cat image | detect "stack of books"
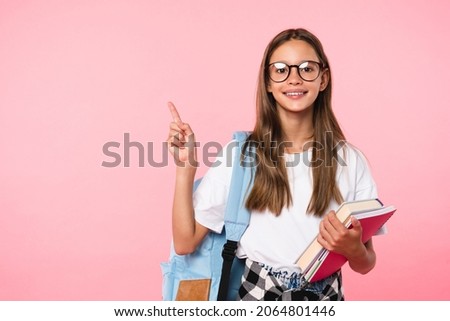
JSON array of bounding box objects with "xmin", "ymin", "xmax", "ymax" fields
[{"xmin": 296, "ymin": 199, "xmax": 396, "ymax": 282}]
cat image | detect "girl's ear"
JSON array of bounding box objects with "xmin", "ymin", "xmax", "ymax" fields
[
  {"xmin": 319, "ymin": 69, "xmax": 330, "ymax": 91},
  {"xmin": 266, "ymin": 83, "xmax": 272, "ymax": 93}
]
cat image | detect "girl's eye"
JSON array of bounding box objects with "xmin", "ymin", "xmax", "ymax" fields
[
  {"xmin": 273, "ymin": 63, "xmax": 288, "ymax": 74},
  {"xmin": 299, "ymin": 61, "xmax": 318, "ymax": 73}
]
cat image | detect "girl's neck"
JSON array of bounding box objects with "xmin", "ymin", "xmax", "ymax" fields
[{"xmin": 278, "ymin": 108, "xmax": 314, "ymax": 153}]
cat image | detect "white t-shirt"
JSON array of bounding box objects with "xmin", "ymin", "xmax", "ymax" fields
[{"xmin": 193, "ymin": 139, "xmax": 378, "ymax": 274}]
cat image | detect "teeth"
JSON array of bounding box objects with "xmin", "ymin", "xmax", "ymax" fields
[{"xmin": 285, "ymin": 92, "xmax": 305, "ymax": 96}]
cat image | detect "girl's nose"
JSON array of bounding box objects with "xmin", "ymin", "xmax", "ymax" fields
[{"xmin": 288, "ymin": 66, "xmax": 303, "ymax": 85}]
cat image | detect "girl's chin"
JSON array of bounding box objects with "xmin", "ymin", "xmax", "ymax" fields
[{"xmin": 277, "ymin": 104, "xmax": 314, "ymax": 114}]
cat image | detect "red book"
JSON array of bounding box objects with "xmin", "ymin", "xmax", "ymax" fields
[{"xmin": 296, "ymin": 199, "xmax": 396, "ymax": 283}]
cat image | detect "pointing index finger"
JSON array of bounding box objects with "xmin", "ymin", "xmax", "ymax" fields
[{"xmin": 168, "ymin": 101, "xmax": 182, "ymax": 125}]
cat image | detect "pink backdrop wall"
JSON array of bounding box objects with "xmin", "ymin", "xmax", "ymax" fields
[{"xmin": 1, "ymin": 0, "xmax": 449, "ymax": 300}]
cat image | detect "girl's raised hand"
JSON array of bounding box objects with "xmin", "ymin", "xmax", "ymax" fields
[{"xmin": 167, "ymin": 102, "xmax": 198, "ymax": 167}]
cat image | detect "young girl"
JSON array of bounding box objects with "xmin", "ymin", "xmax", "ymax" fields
[{"xmin": 167, "ymin": 28, "xmax": 378, "ymax": 301}]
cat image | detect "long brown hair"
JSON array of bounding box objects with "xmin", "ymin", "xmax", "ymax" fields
[{"xmin": 244, "ymin": 28, "xmax": 345, "ymax": 217}]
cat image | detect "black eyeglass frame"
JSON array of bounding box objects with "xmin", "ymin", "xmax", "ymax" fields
[{"xmin": 266, "ymin": 60, "xmax": 326, "ymax": 83}]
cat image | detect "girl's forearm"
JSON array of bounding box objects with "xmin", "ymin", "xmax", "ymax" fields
[
  {"xmin": 172, "ymin": 166, "xmax": 197, "ymax": 254},
  {"xmin": 347, "ymin": 239, "xmax": 376, "ymax": 275}
]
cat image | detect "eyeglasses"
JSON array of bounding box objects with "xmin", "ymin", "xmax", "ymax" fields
[{"xmin": 267, "ymin": 60, "xmax": 324, "ymax": 83}]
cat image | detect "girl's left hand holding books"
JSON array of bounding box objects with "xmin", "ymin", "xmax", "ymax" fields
[{"xmin": 317, "ymin": 211, "xmax": 367, "ymax": 261}]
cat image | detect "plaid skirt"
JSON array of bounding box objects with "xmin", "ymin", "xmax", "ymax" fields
[{"xmin": 238, "ymin": 259, "xmax": 344, "ymax": 301}]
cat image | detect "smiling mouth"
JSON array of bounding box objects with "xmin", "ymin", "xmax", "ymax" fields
[{"xmin": 284, "ymin": 91, "xmax": 307, "ymax": 96}]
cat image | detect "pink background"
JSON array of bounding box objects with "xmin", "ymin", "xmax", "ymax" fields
[{"xmin": 1, "ymin": 0, "xmax": 449, "ymax": 300}]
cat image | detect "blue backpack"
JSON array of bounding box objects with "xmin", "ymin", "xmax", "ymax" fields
[{"xmin": 160, "ymin": 131, "xmax": 253, "ymax": 301}]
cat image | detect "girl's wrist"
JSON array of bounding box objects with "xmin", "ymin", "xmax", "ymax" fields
[
  {"xmin": 347, "ymin": 243, "xmax": 367, "ymax": 262},
  {"xmin": 176, "ymin": 165, "xmax": 197, "ymax": 180}
]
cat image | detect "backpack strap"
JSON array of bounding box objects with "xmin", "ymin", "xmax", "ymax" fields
[
  {"xmin": 224, "ymin": 131, "xmax": 252, "ymax": 241},
  {"xmin": 217, "ymin": 131, "xmax": 253, "ymax": 301}
]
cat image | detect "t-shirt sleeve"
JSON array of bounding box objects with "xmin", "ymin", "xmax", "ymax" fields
[
  {"xmin": 193, "ymin": 140, "xmax": 236, "ymax": 234},
  {"xmin": 351, "ymin": 147, "xmax": 378, "ymax": 201},
  {"xmin": 349, "ymin": 146, "xmax": 388, "ymax": 235}
]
